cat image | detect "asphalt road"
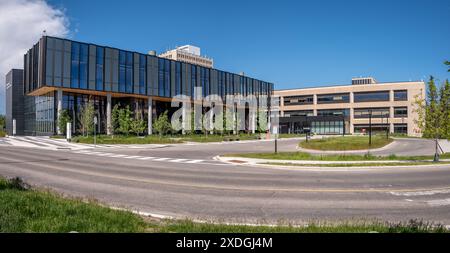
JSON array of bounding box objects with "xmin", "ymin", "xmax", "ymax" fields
[{"xmin": 0, "ymin": 138, "xmax": 449, "ymax": 225}]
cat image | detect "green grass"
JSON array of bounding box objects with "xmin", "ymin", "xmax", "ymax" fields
[
  {"xmin": 299, "ymin": 136, "xmax": 393, "ymax": 151},
  {"xmin": 152, "ymin": 219, "xmax": 447, "ymax": 233},
  {"xmin": 0, "ymin": 177, "xmax": 447, "ymax": 233},
  {"xmin": 266, "ymin": 161, "xmax": 450, "ymax": 167},
  {"xmin": 72, "ymin": 135, "xmax": 183, "ymax": 144},
  {"xmin": 49, "ymin": 135, "xmax": 65, "ymax": 139},
  {"xmin": 224, "ymin": 152, "xmax": 450, "ymax": 161},
  {"xmin": 0, "ymin": 177, "xmax": 146, "ymax": 232}
]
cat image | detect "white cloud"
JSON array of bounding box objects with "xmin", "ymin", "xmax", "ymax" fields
[{"xmin": 0, "ymin": 0, "xmax": 69, "ymax": 114}]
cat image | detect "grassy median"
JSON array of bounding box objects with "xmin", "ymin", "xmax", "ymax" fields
[
  {"xmin": 1, "ymin": 177, "xmax": 447, "ymax": 233},
  {"xmin": 70, "ymin": 133, "xmax": 304, "ymax": 144},
  {"xmin": 299, "ymin": 136, "xmax": 393, "ymax": 151},
  {"xmin": 224, "ymin": 152, "xmax": 450, "ymax": 161},
  {"xmin": 266, "ymin": 161, "xmax": 450, "ymax": 167},
  {"xmin": 72, "ymin": 135, "xmax": 183, "ymax": 144}
]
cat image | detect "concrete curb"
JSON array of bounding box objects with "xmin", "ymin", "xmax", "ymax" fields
[{"xmin": 216, "ymin": 156, "xmax": 450, "ymax": 170}]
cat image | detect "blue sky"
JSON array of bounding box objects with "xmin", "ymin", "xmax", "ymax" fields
[{"xmin": 46, "ymin": 0, "xmax": 449, "ymax": 89}]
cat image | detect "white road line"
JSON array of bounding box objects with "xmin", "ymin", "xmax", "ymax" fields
[
  {"xmin": 95, "ymin": 153, "xmax": 115, "ymax": 156},
  {"xmin": 108, "ymin": 154, "xmax": 128, "ymax": 158},
  {"xmin": 390, "ymin": 189, "xmax": 450, "ymax": 196},
  {"xmin": 137, "ymin": 157, "xmax": 155, "ymax": 160},
  {"xmin": 426, "ymin": 198, "xmax": 450, "ymax": 207},
  {"xmin": 72, "ymin": 150, "xmax": 93, "ymax": 154},
  {"xmin": 123, "ymin": 156, "xmax": 144, "ymax": 159},
  {"xmin": 168, "ymin": 159, "xmax": 188, "ymax": 163},
  {"xmin": 185, "ymin": 159, "xmax": 203, "ymax": 163},
  {"xmin": 153, "ymin": 158, "xmax": 171, "ymax": 161}
]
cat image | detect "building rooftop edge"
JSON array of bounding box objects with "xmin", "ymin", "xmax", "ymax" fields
[
  {"xmin": 275, "ymin": 80, "xmax": 425, "ymax": 92},
  {"xmin": 40, "ymin": 36, "xmax": 272, "ymax": 84}
]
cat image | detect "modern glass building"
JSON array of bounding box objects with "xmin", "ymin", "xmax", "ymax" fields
[{"xmin": 19, "ymin": 36, "xmax": 273, "ymax": 135}]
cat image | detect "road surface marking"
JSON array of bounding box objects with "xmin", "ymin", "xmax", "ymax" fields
[
  {"xmin": 153, "ymin": 157, "xmax": 171, "ymax": 161},
  {"xmin": 169, "ymin": 159, "xmax": 188, "ymax": 163},
  {"xmin": 123, "ymin": 156, "xmax": 143, "ymax": 159},
  {"xmin": 426, "ymin": 198, "xmax": 450, "ymax": 207},
  {"xmin": 390, "ymin": 189, "xmax": 450, "ymax": 196},
  {"xmin": 186, "ymin": 160, "xmax": 203, "ymax": 163},
  {"xmin": 137, "ymin": 157, "xmax": 155, "ymax": 160}
]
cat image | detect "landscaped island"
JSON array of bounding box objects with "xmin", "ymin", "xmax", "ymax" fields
[{"xmin": 299, "ymin": 136, "xmax": 393, "ymax": 151}]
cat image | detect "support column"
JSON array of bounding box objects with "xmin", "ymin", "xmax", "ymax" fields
[
  {"xmin": 106, "ymin": 93, "xmax": 112, "ymax": 135},
  {"xmin": 148, "ymin": 97, "xmax": 153, "ymax": 135},
  {"xmin": 251, "ymin": 111, "xmax": 256, "ymax": 134},
  {"xmin": 313, "ymin": 94, "xmax": 317, "ymax": 116},
  {"xmin": 209, "ymin": 108, "xmax": 214, "ymax": 135},
  {"xmin": 389, "ymin": 106, "xmax": 394, "ymax": 134},
  {"xmin": 56, "ymin": 89, "xmax": 63, "ymax": 135},
  {"xmin": 181, "ymin": 103, "xmax": 186, "ymax": 135}
]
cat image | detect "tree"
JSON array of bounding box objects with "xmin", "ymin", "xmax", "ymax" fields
[
  {"xmin": 423, "ymin": 76, "xmax": 441, "ymax": 138},
  {"xmin": 57, "ymin": 109, "xmax": 71, "ymax": 135},
  {"xmin": 153, "ymin": 111, "xmax": 172, "ymax": 137},
  {"xmin": 111, "ymin": 103, "xmax": 120, "ymax": 136},
  {"xmin": 79, "ymin": 101, "xmax": 95, "ymax": 137},
  {"xmin": 0, "ymin": 115, "xmax": 5, "ymax": 131},
  {"xmin": 118, "ymin": 105, "xmax": 132, "ymax": 135},
  {"xmin": 130, "ymin": 108, "xmax": 147, "ymax": 136},
  {"xmin": 445, "ymin": 60, "xmax": 450, "ymax": 72},
  {"xmin": 439, "ymin": 79, "xmax": 450, "ymax": 138}
]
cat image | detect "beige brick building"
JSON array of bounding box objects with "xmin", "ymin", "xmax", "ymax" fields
[
  {"xmin": 158, "ymin": 45, "xmax": 213, "ymax": 68},
  {"xmin": 274, "ymin": 77, "xmax": 425, "ymax": 137}
]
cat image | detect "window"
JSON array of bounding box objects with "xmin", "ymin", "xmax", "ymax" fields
[
  {"xmin": 119, "ymin": 51, "xmax": 126, "ymax": 92},
  {"xmin": 201, "ymin": 67, "xmax": 209, "ymax": 97},
  {"xmin": 354, "ymin": 108, "xmax": 390, "ymax": 118},
  {"xmin": 79, "ymin": 44, "xmax": 88, "ymax": 89},
  {"xmin": 394, "ymin": 107, "xmax": 408, "ymax": 118},
  {"xmin": 158, "ymin": 58, "xmax": 171, "ymax": 97},
  {"xmin": 174, "ymin": 62, "xmax": 181, "ymax": 95},
  {"xmin": 164, "ymin": 59, "xmax": 170, "ymax": 97},
  {"xmin": 70, "ymin": 42, "xmax": 80, "ymax": 88},
  {"xmin": 311, "ymin": 121, "xmax": 344, "ymax": 134},
  {"xmin": 284, "ymin": 110, "xmax": 313, "ymax": 117},
  {"xmin": 394, "ymin": 90, "xmax": 407, "ymax": 101},
  {"xmin": 394, "ymin": 124, "xmax": 407, "ymax": 134},
  {"xmin": 158, "ymin": 58, "xmax": 164, "ymax": 97},
  {"xmin": 354, "ymin": 91, "xmax": 389, "ymax": 102},
  {"xmin": 118, "ymin": 51, "xmax": 133, "ymax": 93},
  {"xmin": 191, "ymin": 65, "xmax": 196, "ymax": 98},
  {"xmin": 126, "ymin": 52, "xmax": 133, "ymax": 93},
  {"xmin": 317, "ymin": 109, "xmax": 349, "ymax": 117},
  {"xmin": 139, "ymin": 54, "xmax": 146, "ymax": 95},
  {"xmin": 95, "ymin": 47, "xmax": 104, "ymax": 91},
  {"xmin": 283, "ymin": 95, "xmax": 313, "ymax": 105},
  {"xmin": 317, "ymin": 93, "xmax": 350, "ymax": 104}
]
